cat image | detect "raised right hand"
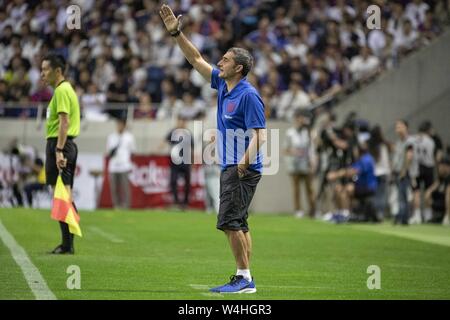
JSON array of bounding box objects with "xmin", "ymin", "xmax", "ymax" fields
[{"xmin": 159, "ymin": 4, "xmax": 182, "ymax": 33}]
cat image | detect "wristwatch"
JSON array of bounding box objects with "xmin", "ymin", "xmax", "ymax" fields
[
  {"xmin": 56, "ymin": 147, "xmax": 64, "ymax": 153},
  {"xmin": 170, "ymin": 29, "xmax": 181, "ymax": 37}
]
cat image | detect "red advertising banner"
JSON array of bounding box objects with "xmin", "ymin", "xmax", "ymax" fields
[{"xmin": 99, "ymin": 155, "xmax": 206, "ymax": 209}]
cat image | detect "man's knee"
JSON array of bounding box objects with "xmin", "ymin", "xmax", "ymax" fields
[{"xmin": 345, "ymin": 183, "xmax": 354, "ymax": 195}]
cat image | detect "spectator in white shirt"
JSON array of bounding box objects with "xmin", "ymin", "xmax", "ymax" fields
[
  {"xmin": 405, "ymin": 0, "xmax": 429, "ymax": 29},
  {"xmin": 326, "ymin": 0, "xmax": 356, "ymax": 23},
  {"xmin": 387, "ymin": 2, "xmax": 406, "ymax": 37},
  {"xmin": 277, "ymin": 73, "xmax": 311, "ymax": 120},
  {"xmin": 106, "ymin": 118, "xmax": 136, "ymax": 209},
  {"xmin": 285, "ymin": 33, "xmax": 309, "ymax": 63},
  {"xmin": 129, "ymin": 56, "xmax": 147, "ymax": 94},
  {"xmin": 156, "ymin": 93, "xmax": 183, "ymax": 121},
  {"xmin": 92, "ymin": 55, "xmax": 116, "ymax": 93},
  {"xmin": 22, "ymin": 32, "xmax": 42, "ymax": 63},
  {"xmin": 393, "ymin": 19, "xmax": 419, "ymax": 57},
  {"xmin": 0, "ymin": 9, "xmax": 13, "ymax": 35},
  {"xmin": 81, "ymin": 82, "xmax": 108, "ymax": 122},
  {"xmin": 349, "ymin": 46, "xmax": 380, "ymax": 82},
  {"xmin": 8, "ymin": 0, "xmax": 28, "ymax": 25},
  {"xmin": 367, "ymin": 20, "xmax": 388, "ymax": 58},
  {"xmin": 177, "ymin": 91, "xmax": 206, "ymax": 120}
]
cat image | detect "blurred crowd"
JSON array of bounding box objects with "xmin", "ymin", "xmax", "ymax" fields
[
  {"xmin": 285, "ymin": 109, "xmax": 450, "ymax": 225},
  {"xmin": 0, "ymin": 138, "xmax": 47, "ymax": 208},
  {"xmin": 1, "ymin": 0, "xmax": 449, "ymax": 120}
]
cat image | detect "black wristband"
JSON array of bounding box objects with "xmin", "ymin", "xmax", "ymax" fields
[
  {"xmin": 56, "ymin": 147, "xmax": 64, "ymax": 153},
  {"xmin": 170, "ymin": 29, "xmax": 181, "ymax": 37}
]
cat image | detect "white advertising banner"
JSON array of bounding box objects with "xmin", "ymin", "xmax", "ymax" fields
[{"xmin": 72, "ymin": 153, "xmax": 104, "ymax": 211}]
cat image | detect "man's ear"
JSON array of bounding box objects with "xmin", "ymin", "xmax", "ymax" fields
[
  {"xmin": 55, "ymin": 66, "xmax": 64, "ymax": 77},
  {"xmin": 235, "ymin": 64, "xmax": 243, "ymax": 75}
]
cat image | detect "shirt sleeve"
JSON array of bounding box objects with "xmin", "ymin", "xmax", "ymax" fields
[
  {"xmin": 405, "ymin": 138, "xmax": 414, "ymax": 151},
  {"xmin": 210, "ymin": 69, "xmax": 222, "ymax": 90},
  {"xmin": 244, "ymin": 92, "xmax": 266, "ymax": 129},
  {"xmin": 54, "ymin": 87, "xmax": 71, "ymax": 114}
]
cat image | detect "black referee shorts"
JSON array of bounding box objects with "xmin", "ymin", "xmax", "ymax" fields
[
  {"xmin": 45, "ymin": 137, "xmax": 78, "ymax": 188},
  {"xmin": 217, "ymin": 165, "xmax": 261, "ymax": 233}
]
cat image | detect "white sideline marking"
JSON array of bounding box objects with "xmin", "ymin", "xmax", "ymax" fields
[
  {"xmin": 88, "ymin": 226, "xmax": 124, "ymax": 243},
  {"xmin": 0, "ymin": 218, "xmax": 56, "ymax": 300},
  {"xmin": 189, "ymin": 284, "xmax": 210, "ymax": 290},
  {"xmin": 201, "ymin": 292, "xmax": 224, "ymax": 297},
  {"xmin": 350, "ymin": 224, "xmax": 450, "ymax": 248}
]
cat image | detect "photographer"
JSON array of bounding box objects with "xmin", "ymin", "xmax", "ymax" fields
[
  {"xmin": 318, "ymin": 118, "xmax": 358, "ymax": 217},
  {"xmin": 326, "ymin": 141, "xmax": 378, "ymax": 222}
]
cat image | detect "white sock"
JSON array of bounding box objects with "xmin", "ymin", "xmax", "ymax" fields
[
  {"xmin": 424, "ymin": 208, "xmax": 432, "ymax": 221},
  {"xmin": 236, "ymin": 269, "xmax": 252, "ymax": 282},
  {"xmin": 414, "ymin": 208, "xmax": 421, "ymax": 219}
]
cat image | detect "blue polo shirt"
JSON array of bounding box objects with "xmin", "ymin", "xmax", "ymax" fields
[
  {"xmin": 351, "ymin": 153, "xmax": 378, "ymax": 191},
  {"xmin": 211, "ymin": 69, "xmax": 266, "ymax": 172}
]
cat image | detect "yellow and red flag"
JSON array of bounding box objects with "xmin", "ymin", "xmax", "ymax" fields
[{"xmin": 51, "ymin": 175, "xmax": 82, "ymax": 237}]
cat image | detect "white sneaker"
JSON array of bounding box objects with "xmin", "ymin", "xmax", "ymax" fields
[
  {"xmin": 442, "ymin": 215, "xmax": 450, "ymax": 226},
  {"xmin": 322, "ymin": 212, "xmax": 333, "ymax": 221},
  {"xmin": 295, "ymin": 210, "xmax": 305, "ymax": 218},
  {"xmin": 409, "ymin": 214, "xmax": 422, "ymax": 225},
  {"xmin": 341, "ymin": 209, "xmax": 350, "ymax": 218},
  {"xmin": 423, "ymin": 209, "xmax": 433, "ymax": 223}
]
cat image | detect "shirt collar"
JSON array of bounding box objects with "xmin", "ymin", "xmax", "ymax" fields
[{"xmin": 224, "ymin": 77, "xmax": 247, "ymax": 97}]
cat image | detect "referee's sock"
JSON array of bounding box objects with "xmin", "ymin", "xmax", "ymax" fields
[
  {"xmin": 236, "ymin": 269, "xmax": 252, "ymax": 282},
  {"xmin": 59, "ymin": 221, "xmax": 73, "ymax": 249}
]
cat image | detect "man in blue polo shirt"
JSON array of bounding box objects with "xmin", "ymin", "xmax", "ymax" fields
[{"xmin": 160, "ymin": 4, "xmax": 267, "ymax": 294}]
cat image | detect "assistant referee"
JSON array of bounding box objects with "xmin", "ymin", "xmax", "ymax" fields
[{"xmin": 41, "ymin": 54, "xmax": 80, "ymax": 254}]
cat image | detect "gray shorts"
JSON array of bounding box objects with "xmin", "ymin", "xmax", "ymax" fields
[{"xmin": 217, "ymin": 166, "xmax": 261, "ymax": 233}]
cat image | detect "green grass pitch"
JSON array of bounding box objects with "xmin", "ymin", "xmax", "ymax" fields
[{"xmin": 1, "ymin": 208, "xmax": 450, "ymax": 300}]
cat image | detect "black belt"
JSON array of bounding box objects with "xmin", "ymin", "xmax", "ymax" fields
[
  {"xmin": 224, "ymin": 165, "xmax": 259, "ymax": 174},
  {"xmin": 47, "ymin": 136, "xmax": 76, "ymax": 141}
]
